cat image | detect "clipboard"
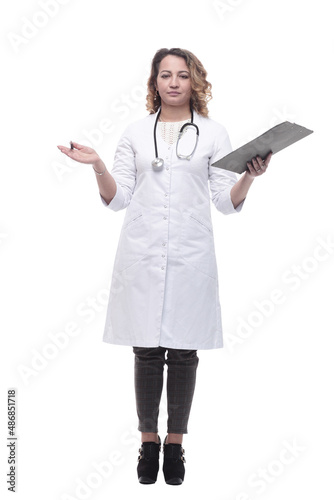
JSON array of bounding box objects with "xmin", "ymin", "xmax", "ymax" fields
[{"xmin": 211, "ymin": 121, "xmax": 313, "ymax": 174}]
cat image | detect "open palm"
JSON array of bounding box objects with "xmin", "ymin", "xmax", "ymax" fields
[{"xmin": 57, "ymin": 141, "xmax": 100, "ymax": 165}]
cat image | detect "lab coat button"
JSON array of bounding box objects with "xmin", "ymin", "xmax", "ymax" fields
[
  {"xmin": 161, "ymin": 266, "xmax": 165, "ymax": 270},
  {"xmin": 164, "ymin": 193, "xmax": 168, "ymax": 197},
  {"xmin": 164, "ymin": 205, "xmax": 167, "ymax": 208},
  {"xmin": 163, "ymin": 217, "xmax": 167, "ymax": 220},
  {"xmin": 166, "ymin": 167, "xmax": 169, "ymax": 170},
  {"xmin": 162, "ymin": 242, "xmax": 166, "ymax": 246}
]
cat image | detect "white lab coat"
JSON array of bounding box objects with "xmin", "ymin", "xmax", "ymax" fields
[{"xmin": 100, "ymin": 109, "xmax": 245, "ymax": 350}]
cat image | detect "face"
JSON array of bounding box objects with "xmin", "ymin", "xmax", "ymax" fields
[{"xmin": 155, "ymin": 55, "xmax": 192, "ymax": 108}]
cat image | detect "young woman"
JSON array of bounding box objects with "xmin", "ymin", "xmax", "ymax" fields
[{"xmin": 57, "ymin": 47, "xmax": 272, "ymax": 486}]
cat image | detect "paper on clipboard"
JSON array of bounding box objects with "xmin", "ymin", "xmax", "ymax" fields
[{"xmin": 211, "ymin": 121, "xmax": 313, "ymax": 174}]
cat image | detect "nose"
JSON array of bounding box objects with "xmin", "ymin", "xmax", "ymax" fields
[{"xmin": 169, "ymin": 75, "xmax": 179, "ymax": 88}]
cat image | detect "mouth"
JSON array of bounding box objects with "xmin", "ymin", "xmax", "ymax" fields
[{"xmin": 167, "ymin": 92, "xmax": 180, "ymax": 96}]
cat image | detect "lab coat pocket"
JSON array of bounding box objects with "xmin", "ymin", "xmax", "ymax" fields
[
  {"xmin": 113, "ymin": 209, "xmax": 149, "ymax": 273},
  {"xmin": 180, "ymin": 212, "xmax": 217, "ymax": 279}
]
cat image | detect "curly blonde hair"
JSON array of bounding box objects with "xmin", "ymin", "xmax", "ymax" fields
[{"xmin": 146, "ymin": 48, "xmax": 212, "ymax": 117}]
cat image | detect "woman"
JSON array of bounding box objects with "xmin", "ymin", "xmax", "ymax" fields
[{"xmin": 57, "ymin": 47, "xmax": 272, "ymax": 486}]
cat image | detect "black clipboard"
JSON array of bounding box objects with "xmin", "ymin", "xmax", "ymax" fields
[{"xmin": 212, "ymin": 121, "xmax": 313, "ymax": 174}]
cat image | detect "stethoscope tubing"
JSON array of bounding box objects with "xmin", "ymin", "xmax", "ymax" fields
[{"xmin": 152, "ymin": 107, "xmax": 199, "ymax": 168}]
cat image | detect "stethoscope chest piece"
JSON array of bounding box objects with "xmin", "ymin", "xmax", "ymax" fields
[{"xmin": 151, "ymin": 157, "xmax": 164, "ymax": 169}]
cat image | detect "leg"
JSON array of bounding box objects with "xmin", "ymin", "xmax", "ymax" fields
[
  {"xmin": 141, "ymin": 432, "xmax": 160, "ymax": 444},
  {"xmin": 162, "ymin": 349, "xmax": 198, "ymax": 485},
  {"xmin": 133, "ymin": 346, "xmax": 166, "ymax": 442},
  {"xmin": 166, "ymin": 432, "xmax": 183, "ymax": 444},
  {"xmin": 165, "ymin": 348, "xmax": 199, "ymax": 442}
]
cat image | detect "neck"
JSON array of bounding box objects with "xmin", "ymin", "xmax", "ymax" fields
[{"xmin": 159, "ymin": 103, "xmax": 192, "ymax": 122}]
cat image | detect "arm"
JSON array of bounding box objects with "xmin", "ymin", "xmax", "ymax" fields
[
  {"xmin": 230, "ymin": 171, "xmax": 254, "ymax": 209},
  {"xmin": 99, "ymin": 128, "xmax": 137, "ymax": 211},
  {"xmin": 230, "ymin": 151, "xmax": 273, "ymax": 209},
  {"xmin": 57, "ymin": 125, "xmax": 137, "ymax": 212},
  {"xmin": 92, "ymin": 159, "xmax": 117, "ymax": 205},
  {"xmin": 57, "ymin": 142, "xmax": 118, "ymax": 204},
  {"xmin": 208, "ymin": 127, "xmax": 246, "ymax": 215}
]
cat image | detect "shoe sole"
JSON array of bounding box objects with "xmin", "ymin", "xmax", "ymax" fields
[
  {"xmin": 138, "ymin": 476, "xmax": 156, "ymax": 484},
  {"xmin": 165, "ymin": 477, "xmax": 183, "ymax": 485}
]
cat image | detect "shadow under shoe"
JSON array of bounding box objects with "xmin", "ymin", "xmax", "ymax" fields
[
  {"xmin": 162, "ymin": 436, "xmax": 186, "ymax": 485},
  {"xmin": 137, "ymin": 436, "xmax": 161, "ymax": 484}
]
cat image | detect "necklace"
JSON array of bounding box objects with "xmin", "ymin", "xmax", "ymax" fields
[{"xmin": 158, "ymin": 118, "xmax": 191, "ymax": 145}]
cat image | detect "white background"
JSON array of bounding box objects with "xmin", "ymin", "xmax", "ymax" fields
[{"xmin": 1, "ymin": 0, "xmax": 333, "ymax": 498}]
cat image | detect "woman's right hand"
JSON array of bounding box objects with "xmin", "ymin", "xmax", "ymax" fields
[{"xmin": 57, "ymin": 141, "xmax": 101, "ymax": 165}]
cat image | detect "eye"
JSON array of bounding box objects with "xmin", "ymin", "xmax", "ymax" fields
[
  {"xmin": 161, "ymin": 74, "xmax": 169, "ymax": 78},
  {"xmin": 180, "ymin": 75, "xmax": 189, "ymax": 79}
]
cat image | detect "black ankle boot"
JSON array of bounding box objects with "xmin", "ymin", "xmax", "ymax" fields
[
  {"xmin": 162, "ymin": 436, "xmax": 186, "ymax": 485},
  {"xmin": 137, "ymin": 436, "xmax": 161, "ymax": 484}
]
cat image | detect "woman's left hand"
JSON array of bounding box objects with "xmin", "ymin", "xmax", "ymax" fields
[{"xmin": 245, "ymin": 151, "xmax": 273, "ymax": 179}]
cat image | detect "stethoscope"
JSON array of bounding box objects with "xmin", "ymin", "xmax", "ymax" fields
[{"xmin": 151, "ymin": 107, "xmax": 199, "ymax": 169}]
